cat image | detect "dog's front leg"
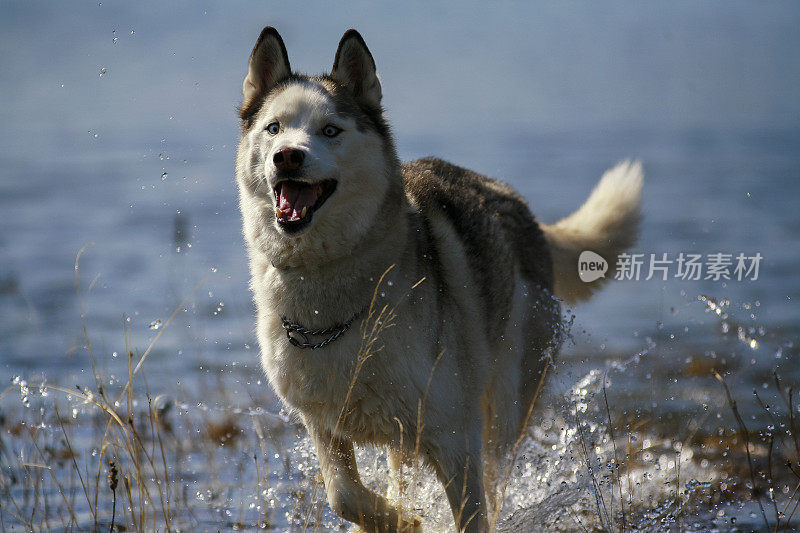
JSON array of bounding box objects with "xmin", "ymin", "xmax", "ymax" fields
[{"xmin": 310, "ymin": 426, "xmax": 421, "ymax": 532}]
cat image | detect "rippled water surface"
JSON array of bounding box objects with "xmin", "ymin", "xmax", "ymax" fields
[{"xmin": 1, "ymin": 2, "xmax": 799, "ymax": 531}]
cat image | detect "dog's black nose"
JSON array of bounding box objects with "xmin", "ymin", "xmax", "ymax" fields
[{"xmin": 273, "ymin": 148, "xmax": 305, "ymax": 171}]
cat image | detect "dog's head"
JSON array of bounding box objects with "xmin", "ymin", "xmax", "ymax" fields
[{"xmin": 236, "ymin": 28, "xmax": 401, "ymax": 268}]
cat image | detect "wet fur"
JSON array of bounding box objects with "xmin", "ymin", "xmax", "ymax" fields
[{"xmin": 235, "ymin": 28, "xmax": 641, "ymax": 533}]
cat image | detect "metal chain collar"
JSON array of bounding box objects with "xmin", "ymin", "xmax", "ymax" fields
[{"xmin": 281, "ymin": 309, "xmax": 363, "ymax": 350}]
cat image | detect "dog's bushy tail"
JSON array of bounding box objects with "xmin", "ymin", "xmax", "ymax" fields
[{"xmin": 542, "ymin": 160, "xmax": 644, "ymax": 305}]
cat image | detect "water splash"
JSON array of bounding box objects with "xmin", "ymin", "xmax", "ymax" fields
[{"xmin": 699, "ymin": 295, "xmax": 761, "ymax": 351}]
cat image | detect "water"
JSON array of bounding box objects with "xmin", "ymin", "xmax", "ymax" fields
[{"xmin": 1, "ymin": 2, "xmax": 799, "ymax": 531}]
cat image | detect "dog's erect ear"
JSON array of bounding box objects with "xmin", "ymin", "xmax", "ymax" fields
[
  {"xmin": 331, "ymin": 30, "xmax": 382, "ymax": 108},
  {"xmin": 242, "ymin": 27, "xmax": 291, "ymax": 108}
]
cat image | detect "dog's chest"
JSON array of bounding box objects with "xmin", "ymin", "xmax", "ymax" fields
[{"xmin": 258, "ymin": 312, "xmax": 416, "ymax": 443}]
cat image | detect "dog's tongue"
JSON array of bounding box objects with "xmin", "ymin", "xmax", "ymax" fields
[{"xmin": 278, "ymin": 181, "xmax": 319, "ymax": 219}]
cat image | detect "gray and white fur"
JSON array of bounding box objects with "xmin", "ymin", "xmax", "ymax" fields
[{"xmin": 235, "ymin": 27, "xmax": 643, "ymax": 533}]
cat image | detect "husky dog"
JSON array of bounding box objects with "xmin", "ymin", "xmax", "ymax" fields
[{"xmin": 235, "ymin": 27, "xmax": 643, "ymax": 533}]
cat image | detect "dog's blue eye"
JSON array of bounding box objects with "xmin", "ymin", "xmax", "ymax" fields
[
  {"xmin": 266, "ymin": 122, "xmax": 280, "ymax": 135},
  {"xmin": 322, "ymin": 125, "xmax": 342, "ymax": 138}
]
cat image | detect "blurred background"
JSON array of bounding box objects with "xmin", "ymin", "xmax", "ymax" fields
[
  {"xmin": 1, "ymin": 0, "xmax": 798, "ymax": 428},
  {"xmin": 1, "ymin": 2, "xmax": 799, "ymax": 530}
]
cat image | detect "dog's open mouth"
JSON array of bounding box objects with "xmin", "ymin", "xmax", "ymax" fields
[{"xmin": 273, "ymin": 179, "xmax": 337, "ymax": 232}]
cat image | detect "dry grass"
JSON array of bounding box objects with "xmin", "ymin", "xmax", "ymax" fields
[
  {"xmin": 0, "ymin": 249, "xmax": 282, "ymax": 531},
  {"xmin": 560, "ymin": 368, "xmax": 800, "ymax": 533},
  {"xmin": 1, "ymin": 251, "xmax": 798, "ymax": 532}
]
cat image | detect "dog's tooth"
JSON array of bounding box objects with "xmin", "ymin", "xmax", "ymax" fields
[
  {"xmin": 276, "ymin": 207, "xmax": 284, "ymax": 218},
  {"xmin": 316, "ymin": 184, "xmax": 323, "ymax": 196},
  {"xmin": 301, "ymin": 206, "xmax": 308, "ymax": 218}
]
